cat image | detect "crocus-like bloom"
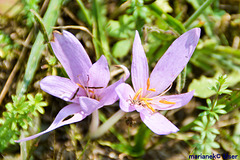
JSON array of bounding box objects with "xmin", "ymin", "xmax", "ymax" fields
[
  {"xmin": 16, "ymin": 30, "xmax": 129, "ymax": 142},
  {"xmin": 116, "ymin": 28, "xmax": 200, "ymax": 135}
]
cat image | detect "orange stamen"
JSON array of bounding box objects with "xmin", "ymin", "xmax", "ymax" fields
[
  {"xmin": 159, "ymin": 100, "xmax": 176, "ymax": 104},
  {"xmin": 141, "ymin": 97, "xmax": 153, "ymax": 101},
  {"xmin": 147, "ymin": 78, "xmax": 156, "ymax": 92},
  {"xmin": 89, "ymin": 90, "xmax": 94, "ymax": 93},
  {"xmin": 77, "ymin": 83, "xmax": 84, "ymax": 89},
  {"xmin": 148, "ymin": 88, "xmax": 156, "ymax": 92},
  {"xmin": 143, "ymin": 100, "xmax": 156, "ymax": 112},
  {"xmin": 133, "ymin": 88, "xmax": 143, "ymax": 100},
  {"xmin": 147, "ymin": 78, "xmax": 150, "ymax": 90}
]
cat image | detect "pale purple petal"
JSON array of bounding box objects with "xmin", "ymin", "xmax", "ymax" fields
[
  {"xmin": 152, "ymin": 90, "xmax": 194, "ymax": 110},
  {"xmin": 97, "ymin": 80, "xmax": 120, "ymax": 107},
  {"xmin": 15, "ymin": 104, "xmax": 86, "ymax": 142},
  {"xmin": 79, "ymin": 97, "xmax": 100, "ymax": 114},
  {"xmin": 115, "ymin": 83, "xmax": 136, "ymax": 112},
  {"xmin": 140, "ymin": 111, "xmax": 179, "ymax": 135},
  {"xmin": 97, "ymin": 65, "xmax": 130, "ymax": 107},
  {"xmin": 51, "ymin": 30, "xmax": 92, "ymax": 83},
  {"xmin": 131, "ymin": 31, "xmax": 149, "ymax": 93},
  {"xmin": 88, "ymin": 55, "xmax": 110, "ymax": 88},
  {"xmin": 40, "ymin": 76, "xmax": 85, "ymax": 102},
  {"xmin": 149, "ymin": 28, "xmax": 200, "ymax": 96}
]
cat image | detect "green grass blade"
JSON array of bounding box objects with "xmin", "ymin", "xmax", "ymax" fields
[
  {"xmin": 17, "ymin": 0, "xmax": 64, "ymax": 96},
  {"xmin": 184, "ymin": 0, "xmax": 216, "ymax": 28},
  {"xmin": 76, "ymin": 0, "xmax": 92, "ymax": 27},
  {"xmin": 92, "ymin": 0, "xmax": 111, "ymax": 63},
  {"xmin": 148, "ymin": 3, "xmax": 186, "ymax": 34}
]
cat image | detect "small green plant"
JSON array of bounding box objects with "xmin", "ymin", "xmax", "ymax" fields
[
  {"xmin": 0, "ymin": 93, "xmax": 47, "ymax": 152},
  {"xmin": 0, "ymin": 31, "xmax": 19, "ymax": 60},
  {"xmin": 191, "ymin": 75, "xmax": 231, "ymax": 156},
  {"xmin": 21, "ymin": 0, "xmax": 40, "ymax": 27}
]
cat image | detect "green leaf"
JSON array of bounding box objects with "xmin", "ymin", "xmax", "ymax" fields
[
  {"xmin": 208, "ymin": 118, "xmax": 216, "ymax": 126},
  {"xmin": 37, "ymin": 102, "xmax": 48, "ymax": 107},
  {"xmin": 209, "ymin": 112, "xmax": 219, "ymax": 121},
  {"xmin": 194, "ymin": 120, "xmax": 204, "ymax": 127},
  {"xmin": 214, "ymin": 104, "xmax": 226, "ymax": 109},
  {"xmin": 200, "ymin": 132, "xmax": 206, "ymax": 140},
  {"xmin": 199, "ymin": 111, "xmax": 208, "ymax": 117},
  {"xmin": 107, "ymin": 15, "xmax": 135, "ymax": 39},
  {"xmin": 5, "ymin": 103, "xmax": 13, "ymax": 111},
  {"xmin": 0, "ymin": 118, "xmax": 5, "ymax": 124},
  {"xmin": 35, "ymin": 93, "xmax": 43, "ymax": 101},
  {"xmin": 27, "ymin": 94, "xmax": 34, "ymax": 102},
  {"xmin": 36, "ymin": 106, "xmax": 45, "ymax": 114},
  {"xmin": 209, "ymin": 128, "xmax": 220, "ymax": 134},
  {"xmin": 112, "ymin": 39, "xmax": 132, "ymax": 58},
  {"xmin": 219, "ymin": 89, "xmax": 232, "ymax": 95},
  {"xmin": 206, "ymin": 99, "xmax": 212, "ymax": 108},
  {"xmin": 188, "ymin": 74, "xmax": 220, "ymax": 98},
  {"xmin": 197, "ymin": 106, "xmax": 209, "ymax": 111},
  {"xmin": 20, "ymin": 121, "xmax": 28, "ymax": 130},
  {"xmin": 210, "ymin": 142, "xmax": 220, "ymax": 148},
  {"xmin": 11, "ymin": 122, "xmax": 17, "ymax": 130},
  {"xmin": 188, "ymin": 71, "xmax": 240, "ymax": 98},
  {"xmin": 202, "ymin": 115, "xmax": 208, "ymax": 125},
  {"xmin": 215, "ymin": 109, "xmax": 227, "ymax": 114},
  {"xmin": 192, "ymin": 126, "xmax": 204, "ymax": 132}
]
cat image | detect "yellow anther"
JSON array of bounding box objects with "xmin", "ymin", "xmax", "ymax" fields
[
  {"xmin": 89, "ymin": 90, "xmax": 94, "ymax": 93},
  {"xmin": 146, "ymin": 78, "xmax": 156, "ymax": 92},
  {"xmin": 133, "ymin": 88, "xmax": 143, "ymax": 100},
  {"xmin": 143, "ymin": 100, "xmax": 156, "ymax": 113},
  {"xmin": 77, "ymin": 83, "xmax": 84, "ymax": 89},
  {"xmin": 148, "ymin": 88, "xmax": 156, "ymax": 92},
  {"xmin": 159, "ymin": 100, "xmax": 176, "ymax": 104},
  {"xmin": 147, "ymin": 78, "xmax": 150, "ymax": 90},
  {"xmin": 141, "ymin": 97, "xmax": 153, "ymax": 101}
]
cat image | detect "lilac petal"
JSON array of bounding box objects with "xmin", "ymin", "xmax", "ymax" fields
[
  {"xmin": 40, "ymin": 76, "xmax": 85, "ymax": 102},
  {"xmin": 79, "ymin": 97, "xmax": 100, "ymax": 114},
  {"xmin": 152, "ymin": 90, "xmax": 194, "ymax": 110},
  {"xmin": 96, "ymin": 65, "xmax": 130, "ymax": 107},
  {"xmin": 149, "ymin": 28, "xmax": 201, "ymax": 96},
  {"xmin": 98, "ymin": 79, "xmax": 122, "ymax": 107},
  {"xmin": 51, "ymin": 30, "xmax": 92, "ymax": 83},
  {"xmin": 15, "ymin": 104, "xmax": 86, "ymax": 142},
  {"xmin": 115, "ymin": 83, "xmax": 136, "ymax": 112},
  {"xmin": 88, "ymin": 55, "xmax": 110, "ymax": 88},
  {"xmin": 131, "ymin": 31, "xmax": 149, "ymax": 93},
  {"xmin": 140, "ymin": 111, "xmax": 179, "ymax": 135}
]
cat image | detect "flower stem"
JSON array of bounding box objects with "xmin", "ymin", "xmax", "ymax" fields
[
  {"xmin": 184, "ymin": 0, "xmax": 216, "ymax": 28},
  {"xmin": 90, "ymin": 109, "xmax": 126, "ymax": 139},
  {"xmin": 89, "ymin": 110, "xmax": 99, "ymax": 134}
]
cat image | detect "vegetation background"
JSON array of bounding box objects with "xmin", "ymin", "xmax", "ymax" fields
[{"xmin": 0, "ymin": 0, "xmax": 240, "ymax": 159}]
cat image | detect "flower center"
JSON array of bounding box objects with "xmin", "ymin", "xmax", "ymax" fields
[
  {"xmin": 69, "ymin": 75, "xmax": 103, "ymax": 100},
  {"xmin": 129, "ymin": 78, "xmax": 176, "ymax": 112},
  {"xmin": 77, "ymin": 83, "xmax": 102, "ymax": 100}
]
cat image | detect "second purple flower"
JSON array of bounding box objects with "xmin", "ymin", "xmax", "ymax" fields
[{"xmin": 116, "ymin": 28, "xmax": 201, "ymax": 135}]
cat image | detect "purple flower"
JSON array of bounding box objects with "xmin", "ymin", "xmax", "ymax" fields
[
  {"xmin": 16, "ymin": 30, "xmax": 129, "ymax": 142},
  {"xmin": 115, "ymin": 28, "xmax": 200, "ymax": 135}
]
